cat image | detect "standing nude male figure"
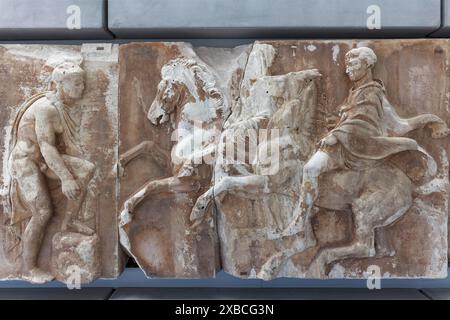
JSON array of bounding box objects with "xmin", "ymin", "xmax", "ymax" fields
[{"xmin": 5, "ymin": 61, "xmax": 95, "ymax": 283}]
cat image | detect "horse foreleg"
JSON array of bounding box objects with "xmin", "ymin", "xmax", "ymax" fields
[
  {"xmin": 124, "ymin": 177, "xmax": 200, "ymax": 214},
  {"xmin": 119, "ymin": 141, "xmax": 169, "ymax": 172},
  {"xmin": 375, "ymin": 227, "xmax": 396, "ymax": 257}
]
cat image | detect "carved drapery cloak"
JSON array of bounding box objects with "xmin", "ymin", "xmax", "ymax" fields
[{"xmin": 330, "ymin": 80, "xmax": 448, "ymax": 170}]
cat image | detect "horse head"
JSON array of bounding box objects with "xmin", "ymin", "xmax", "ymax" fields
[
  {"xmin": 148, "ymin": 58, "xmax": 224, "ymax": 127},
  {"xmin": 148, "ymin": 77, "xmax": 188, "ymax": 126}
]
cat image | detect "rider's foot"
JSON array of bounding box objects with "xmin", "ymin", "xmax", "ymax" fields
[{"xmin": 22, "ymin": 268, "xmax": 54, "ymax": 284}]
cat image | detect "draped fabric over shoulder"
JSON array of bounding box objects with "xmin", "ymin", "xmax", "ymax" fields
[{"xmin": 330, "ymin": 80, "xmax": 447, "ymax": 169}]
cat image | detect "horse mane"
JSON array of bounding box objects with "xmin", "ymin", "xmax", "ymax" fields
[{"xmin": 161, "ymin": 58, "xmax": 224, "ymax": 106}]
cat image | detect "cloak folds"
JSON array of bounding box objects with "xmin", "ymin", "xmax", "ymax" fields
[{"xmin": 329, "ymin": 80, "xmax": 449, "ymax": 170}]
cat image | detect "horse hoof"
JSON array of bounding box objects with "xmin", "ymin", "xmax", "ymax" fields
[
  {"xmin": 257, "ymin": 269, "xmax": 273, "ymax": 281},
  {"xmin": 189, "ymin": 219, "xmax": 203, "ymax": 230},
  {"xmin": 257, "ymin": 254, "xmax": 284, "ymax": 280},
  {"xmin": 22, "ymin": 268, "xmax": 54, "ymax": 284},
  {"xmin": 190, "ymin": 209, "xmax": 204, "ymax": 222},
  {"xmin": 119, "ymin": 201, "xmax": 136, "ymax": 227}
]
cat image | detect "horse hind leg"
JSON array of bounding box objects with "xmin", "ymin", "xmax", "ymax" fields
[
  {"xmin": 258, "ymin": 206, "xmax": 376, "ymax": 279},
  {"xmin": 307, "ymin": 187, "xmax": 410, "ymax": 278},
  {"xmin": 374, "ymin": 227, "xmax": 395, "ymax": 257},
  {"xmin": 307, "ymin": 196, "xmax": 381, "ymax": 278},
  {"xmin": 307, "ymin": 228, "xmax": 376, "ymax": 278},
  {"xmin": 374, "ymin": 198, "xmax": 410, "ymax": 257}
]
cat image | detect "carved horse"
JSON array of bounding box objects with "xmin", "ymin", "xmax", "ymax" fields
[
  {"xmin": 189, "ymin": 69, "xmax": 321, "ymax": 230},
  {"xmin": 188, "ymin": 67, "xmax": 449, "ymax": 279},
  {"xmin": 258, "ymin": 97, "xmax": 449, "ymax": 279},
  {"xmin": 118, "ymin": 58, "xmax": 226, "ymax": 230}
]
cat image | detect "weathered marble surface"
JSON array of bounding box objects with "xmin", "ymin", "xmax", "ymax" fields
[
  {"xmin": 118, "ymin": 40, "xmax": 449, "ymax": 280},
  {"xmin": 209, "ymin": 40, "xmax": 450, "ymax": 279},
  {"xmin": 0, "ymin": 40, "xmax": 448, "ymax": 283},
  {"xmin": 0, "ymin": 44, "xmax": 123, "ymax": 283},
  {"xmin": 118, "ymin": 42, "xmax": 253, "ymax": 277}
]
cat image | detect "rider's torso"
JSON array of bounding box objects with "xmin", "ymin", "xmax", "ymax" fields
[{"xmin": 336, "ymin": 83, "xmax": 384, "ymax": 132}]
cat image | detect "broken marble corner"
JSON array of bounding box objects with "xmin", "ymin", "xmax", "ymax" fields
[
  {"xmin": 0, "ymin": 39, "xmax": 448, "ymax": 284},
  {"xmin": 0, "ymin": 44, "xmax": 125, "ymax": 284},
  {"xmin": 118, "ymin": 40, "xmax": 449, "ymax": 280}
]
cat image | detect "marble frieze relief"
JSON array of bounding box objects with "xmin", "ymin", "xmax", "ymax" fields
[
  {"xmin": 0, "ymin": 44, "xmax": 124, "ymax": 283},
  {"xmin": 0, "ymin": 40, "xmax": 449, "ymax": 283}
]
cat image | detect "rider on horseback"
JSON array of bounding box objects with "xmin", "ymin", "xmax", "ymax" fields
[{"xmin": 280, "ymin": 47, "xmax": 442, "ymax": 243}]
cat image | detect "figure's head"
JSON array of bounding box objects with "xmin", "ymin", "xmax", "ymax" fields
[
  {"xmin": 52, "ymin": 62, "xmax": 86, "ymax": 100},
  {"xmin": 345, "ymin": 47, "xmax": 377, "ymax": 82}
]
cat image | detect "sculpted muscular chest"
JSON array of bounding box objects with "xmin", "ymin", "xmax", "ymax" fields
[{"xmin": 13, "ymin": 98, "xmax": 63, "ymax": 160}]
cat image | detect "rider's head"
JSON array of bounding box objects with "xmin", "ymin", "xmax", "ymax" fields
[
  {"xmin": 345, "ymin": 47, "xmax": 377, "ymax": 82},
  {"xmin": 52, "ymin": 62, "xmax": 85, "ymax": 100}
]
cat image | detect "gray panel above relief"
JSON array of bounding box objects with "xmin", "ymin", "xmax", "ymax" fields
[
  {"xmin": 430, "ymin": 0, "xmax": 450, "ymax": 37},
  {"xmin": 0, "ymin": 0, "xmax": 111, "ymax": 40},
  {"xmin": 108, "ymin": 0, "xmax": 441, "ymax": 38}
]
